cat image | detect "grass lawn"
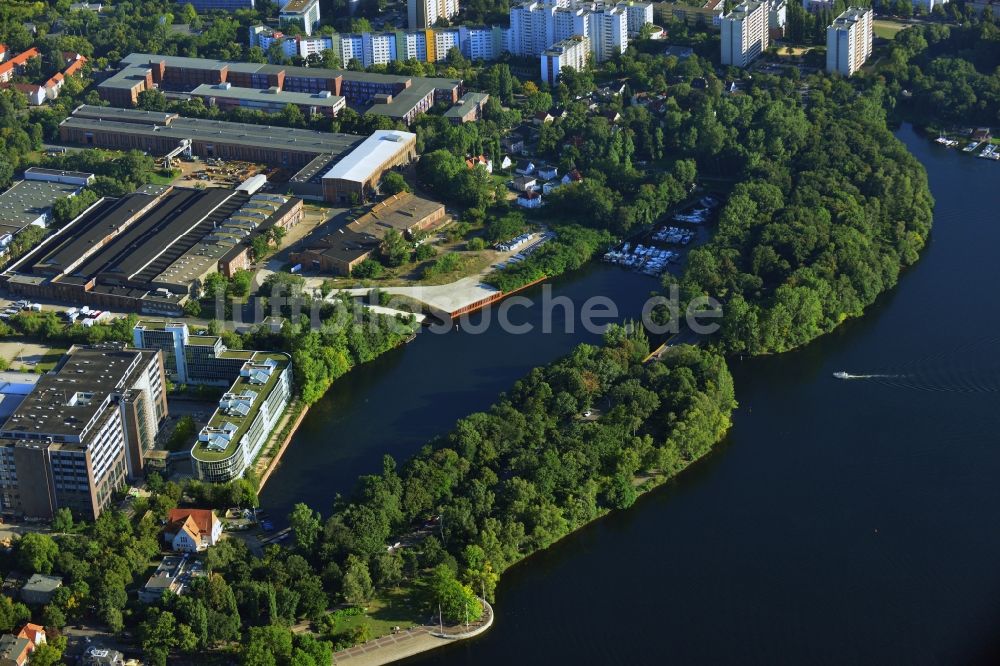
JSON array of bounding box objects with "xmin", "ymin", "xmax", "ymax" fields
[
  {"xmin": 34, "ymin": 348, "xmax": 66, "ymax": 372},
  {"xmin": 148, "ymin": 169, "xmax": 180, "ymax": 185},
  {"xmin": 873, "ymin": 19, "xmax": 907, "ymax": 39},
  {"xmin": 330, "ymin": 589, "xmax": 423, "ymax": 641},
  {"xmin": 9, "ymin": 346, "xmax": 67, "ymax": 373}
]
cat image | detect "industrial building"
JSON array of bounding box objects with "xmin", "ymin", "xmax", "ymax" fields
[
  {"xmin": 321, "ymin": 130, "xmax": 417, "ymax": 204},
  {"xmin": 290, "ymin": 192, "xmax": 445, "ymax": 275},
  {"xmin": 191, "ymin": 82, "xmax": 346, "ymax": 118},
  {"xmin": 2, "ymin": 183, "xmax": 303, "ymax": 314},
  {"xmin": 59, "ymin": 105, "xmax": 364, "ymax": 171},
  {"xmin": 58, "ymin": 105, "xmax": 421, "ymax": 204},
  {"xmin": 96, "ymin": 52, "xmax": 462, "ymax": 125},
  {"xmin": 0, "ymin": 169, "xmax": 94, "ymax": 253},
  {"xmin": 0, "ymin": 345, "xmax": 168, "ymax": 521},
  {"xmin": 826, "ymin": 7, "xmax": 872, "ymax": 76}
]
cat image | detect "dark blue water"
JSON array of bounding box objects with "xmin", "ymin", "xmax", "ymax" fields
[
  {"xmin": 258, "ymin": 265, "xmax": 662, "ymax": 516},
  {"xmin": 264, "ymin": 126, "xmax": 1000, "ymax": 665}
]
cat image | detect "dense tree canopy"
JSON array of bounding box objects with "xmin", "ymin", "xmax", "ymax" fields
[
  {"xmin": 673, "ymin": 85, "xmax": 933, "ymax": 354},
  {"xmin": 286, "ymin": 327, "xmax": 735, "ymax": 627},
  {"xmin": 880, "ymin": 20, "xmax": 1000, "ymax": 125}
]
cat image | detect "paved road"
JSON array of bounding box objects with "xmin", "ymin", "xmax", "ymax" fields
[{"xmin": 62, "ymin": 625, "xmax": 134, "ymax": 660}]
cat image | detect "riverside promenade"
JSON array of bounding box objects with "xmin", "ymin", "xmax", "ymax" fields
[{"xmin": 333, "ymin": 600, "xmax": 494, "ymax": 666}]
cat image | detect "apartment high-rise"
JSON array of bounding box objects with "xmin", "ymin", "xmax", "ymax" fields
[
  {"xmin": 721, "ymin": 0, "xmax": 770, "ymax": 67},
  {"xmin": 510, "ymin": 2, "xmax": 559, "ymax": 57},
  {"xmin": 541, "ymin": 35, "xmax": 590, "ymax": 84},
  {"xmin": 0, "ymin": 346, "xmax": 168, "ymax": 521},
  {"xmin": 826, "ymin": 7, "xmax": 872, "ymax": 76},
  {"xmin": 279, "ymin": 0, "xmax": 321, "ymax": 36},
  {"xmin": 409, "ymin": 0, "xmax": 460, "ymax": 29},
  {"xmin": 553, "ymin": 6, "xmax": 589, "ymax": 43},
  {"xmin": 587, "ymin": 5, "xmax": 628, "ymax": 62},
  {"xmin": 617, "ymin": 1, "xmax": 654, "ymax": 37}
]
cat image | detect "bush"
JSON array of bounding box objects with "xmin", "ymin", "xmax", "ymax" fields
[
  {"xmin": 422, "ymin": 252, "xmax": 465, "ymax": 279},
  {"xmin": 381, "ymin": 171, "xmax": 411, "ymax": 195},
  {"xmin": 486, "ymin": 213, "xmax": 526, "ymax": 244},
  {"xmin": 414, "ymin": 243, "xmax": 436, "ymax": 261},
  {"xmin": 467, "ymin": 237, "xmax": 487, "ymax": 251},
  {"xmin": 352, "ymin": 259, "xmax": 384, "ymax": 279}
]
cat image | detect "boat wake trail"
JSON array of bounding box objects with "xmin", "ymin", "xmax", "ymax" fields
[{"xmin": 834, "ymin": 337, "xmax": 1000, "ymax": 393}]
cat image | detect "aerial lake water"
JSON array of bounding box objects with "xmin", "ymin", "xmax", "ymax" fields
[{"xmin": 261, "ymin": 125, "xmax": 1000, "ymax": 665}]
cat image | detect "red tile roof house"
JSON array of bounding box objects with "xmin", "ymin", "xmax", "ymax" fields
[
  {"xmin": 40, "ymin": 53, "xmax": 87, "ymax": 103},
  {"xmin": 15, "ymin": 625, "xmax": 44, "ymax": 648},
  {"xmin": 0, "ymin": 48, "xmax": 40, "ymax": 84},
  {"xmin": 164, "ymin": 509, "xmax": 222, "ymax": 552},
  {"xmin": 465, "ymin": 155, "xmax": 493, "ymax": 173}
]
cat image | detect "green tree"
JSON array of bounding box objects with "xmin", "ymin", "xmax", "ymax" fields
[
  {"xmin": 25, "ymin": 635, "xmax": 65, "ymax": 666},
  {"xmin": 51, "ymin": 507, "xmax": 73, "ymax": 533},
  {"xmin": 243, "ymin": 625, "xmax": 294, "ymax": 666},
  {"xmin": 0, "ymin": 596, "xmax": 30, "ymax": 634},
  {"xmin": 427, "ymin": 565, "xmax": 481, "ymax": 624},
  {"xmin": 17, "ymin": 532, "xmax": 59, "ymax": 574},
  {"xmin": 41, "ymin": 603, "xmax": 66, "ymax": 629},
  {"xmin": 179, "ymin": 2, "xmax": 199, "ymax": 24},
  {"xmin": 289, "ymin": 503, "xmax": 322, "ymax": 553},
  {"xmin": 341, "ymin": 555, "xmax": 373, "ymax": 606},
  {"xmin": 379, "ymin": 229, "xmax": 410, "ymax": 268},
  {"xmin": 137, "ymin": 89, "xmax": 168, "ymax": 111},
  {"xmin": 381, "ymin": 171, "xmax": 411, "ymax": 195},
  {"xmin": 251, "ymin": 235, "xmax": 271, "ymax": 261}
]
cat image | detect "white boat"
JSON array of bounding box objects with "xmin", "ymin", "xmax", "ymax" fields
[{"xmin": 833, "ymin": 371, "xmax": 851, "ymax": 379}]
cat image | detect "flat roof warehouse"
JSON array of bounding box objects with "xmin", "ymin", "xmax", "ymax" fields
[
  {"xmin": 2, "ymin": 184, "xmax": 303, "ymax": 314},
  {"xmin": 322, "ymin": 130, "xmax": 417, "ymax": 184},
  {"xmin": 59, "ymin": 105, "xmax": 421, "ymax": 203},
  {"xmin": 61, "ymin": 105, "xmax": 364, "ymax": 155},
  {"xmin": 0, "ymin": 180, "xmax": 83, "ymax": 233}
]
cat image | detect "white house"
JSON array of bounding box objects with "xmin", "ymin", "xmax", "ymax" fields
[
  {"xmin": 537, "ymin": 165, "xmax": 558, "ymax": 180},
  {"xmin": 164, "ymin": 509, "xmax": 222, "ymax": 552},
  {"xmin": 515, "ymin": 160, "xmax": 536, "ymax": 175},
  {"xmin": 516, "ymin": 191, "xmax": 543, "ymax": 208},
  {"xmin": 13, "ymin": 84, "xmax": 45, "ymax": 106}
]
